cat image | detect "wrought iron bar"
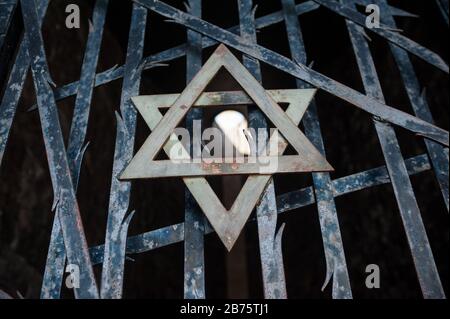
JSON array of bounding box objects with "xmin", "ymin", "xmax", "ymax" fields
[
  {"xmin": 183, "ymin": 0, "xmax": 205, "ymax": 300},
  {"xmin": 344, "ymin": 0, "xmax": 445, "ymax": 299},
  {"xmin": 436, "ymin": 0, "xmax": 449, "ymax": 25},
  {"xmin": 23, "ymin": 1, "xmax": 418, "ymax": 109},
  {"xmin": 354, "ymin": 0, "xmax": 418, "ymax": 18},
  {"xmin": 312, "ymin": 0, "xmax": 448, "ymax": 73},
  {"xmin": 134, "ymin": 0, "xmax": 449, "ymax": 146},
  {"xmin": 0, "ymin": 0, "xmax": 445, "ymax": 299},
  {"xmin": 41, "ymin": 0, "xmax": 109, "ymax": 299},
  {"xmin": 0, "ymin": 1, "xmax": 16, "ymax": 49},
  {"xmin": 0, "ymin": 0, "xmax": 49, "ymax": 167},
  {"xmin": 0, "ymin": 0, "xmax": 19, "ymax": 88},
  {"xmin": 28, "ymin": 1, "xmax": 319, "ymax": 110},
  {"xmin": 20, "ymin": 0, "xmax": 98, "ymax": 299},
  {"xmin": 281, "ymin": 0, "xmax": 352, "ymax": 299},
  {"xmin": 88, "ymin": 152, "xmax": 436, "ymax": 265},
  {"xmin": 100, "ymin": 3, "xmax": 147, "ymax": 299},
  {"xmin": 239, "ymin": 0, "xmax": 287, "ymax": 299},
  {"xmin": 378, "ymin": 0, "xmax": 449, "ymax": 211}
]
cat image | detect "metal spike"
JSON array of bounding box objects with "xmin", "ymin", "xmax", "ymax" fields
[{"xmin": 25, "ymin": 1, "xmax": 320, "ymax": 111}]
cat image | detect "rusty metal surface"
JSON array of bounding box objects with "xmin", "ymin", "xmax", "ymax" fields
[
  {"xmin": 20, "ymin": 0, "xmax": 98, "ymax": 299},
  {"xmin": 121, "ymin": 45, "xmax": 332, "ymax": 180},
  {"xmin": 127, "ymin": 85, "xmax": 318, "ymax": 251},
  {"xmin": 135, "ymin": 0, "xmax": 449, "ymax": 146},
  {"xmin": 122, "ymin": 156, "xmax": 333, "ymax": 178}
]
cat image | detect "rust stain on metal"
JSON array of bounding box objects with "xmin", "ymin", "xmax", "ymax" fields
[{"xmin": 120, "ymin": 47, "xmax": 324, "ymax": 250}]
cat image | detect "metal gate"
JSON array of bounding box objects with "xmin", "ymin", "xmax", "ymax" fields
[{"xmin": 0, "ymin": 0, "xmax": 448, "ymax": 299}]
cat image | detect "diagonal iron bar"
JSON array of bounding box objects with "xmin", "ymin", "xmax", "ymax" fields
[
  {"xmin": 312, "ymin": 0, "xmax": 449, "ymax": 73},
  {"xmin": 88, "ymin": 152, "xmax": 436, "ymax": 264},
  {"xmin": 41, "ymin": 0, "xmax": 109, "ymax": 299},
  {"xmin": 354, "ymin": 0, "xmax": 418, "ymax": 18},
  {"xmin": 100, "ymin": 3, "xmax": 147, "ymax": 299},
  {"xmin": 0, "ymin": 0, "xmax": 49, "ymax": 167},
  {"xmin": 282, "ymin": 0, "xmax": 352, "ymax": 299},
  {"xmin": 378, "ymin": 0, "xmax": 449, "ymax": 211},
  {"xmin": 183, "ymin": 0, "xmax": 206, "ymax": 300},
  {"xmin": 344, "ymin": 0, "xmax": 445, "ymax": 299},
  {"xmin": 0, "ymin": 0, "xmax": 19, "ymax": 88},
  {"xmin": 26, "ymin": 1, "xmax": 319, "ymax": 110},
  {"xmin": 20, "ymin": 0, "xmax": 98, "ymax": 299},
  {"xmin": 239, "ymin": 0, "xmax": 287, "ymax": 299},
  {"xmin": 134, "ymin": 0, "xmax": 449, "ymax": 146},
  {"xmin": 436, "ymin": 0, "xmax": 449, "ymax": 25},
  {"xmin": 23, "ymin": 0, "xmax": 428, "ymax": 110},
  {"xmin": 128, "ymin": 88, "xmax": 315, "ymax": 250}
]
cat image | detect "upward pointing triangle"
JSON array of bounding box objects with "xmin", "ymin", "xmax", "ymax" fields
[{"xmin": 120, "ymin": 44, "xmax": 333, "ymax": 250}]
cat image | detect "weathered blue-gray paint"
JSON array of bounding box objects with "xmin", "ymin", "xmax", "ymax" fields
[
  {"xmin": 378, "ymin": 0, "xmax": 449, "ymax": 211},
  {"xmin": 0, "ymin": 0, "xmax": 49, "ymax": 167},
  {"xmin": 312, "ymin": 0, "xmax": 449, "ymax": 73},
  {"xmin": 41, "ymin": 0, "xmax": 109, "ymax": 299},
  {"xmin": 344, "ymin": 0, "xmax": 444, "ymax": 298},
  {"xmin": 29, "ymin": 1, "xmax": 319, "ymax": 109},
  {"xmin": 135, "ymin": 0, "xmax": 449, "ymax": 146},
  {"xmin": 0, "ymin": 0, "xmax": 17, "ymax": 74},
  {"xmin": 354, "ymin": 0, "xmax": 418, "ymax": 18},
  {"xmin": 281, "ymin": 0, "xmax": 352, "ymax": 299},
  {"xmin": 100, "ymin": 3, "xmax": 147, "ymax": 299},
  {"xmin": 183, "ymin": 0, "xmax": 206, "ymax": 300},
  {"xmin": 88, "ymin": 152, "xmax": 435, "ymax": 265},
  {"xmin": 20, "ymin": 0, "xmax": 98, "ymax": 299},
  {"xmin": 239, "ymin": 0, "xmax": 287, "ymax": 299}
]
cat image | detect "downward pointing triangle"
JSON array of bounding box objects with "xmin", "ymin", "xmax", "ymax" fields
[{"xmin": 120, "ymin": 44, "xmax": 333, "ymax": 250}]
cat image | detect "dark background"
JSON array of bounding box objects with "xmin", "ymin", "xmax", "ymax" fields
[{"xmin": 0, "ymin": 0, "xmax": 448, "ymax": 299}]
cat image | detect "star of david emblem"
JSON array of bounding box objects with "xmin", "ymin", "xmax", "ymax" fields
[{"xmin": 120, "ymin": 44, "xmax": 333, "ymax": 250}]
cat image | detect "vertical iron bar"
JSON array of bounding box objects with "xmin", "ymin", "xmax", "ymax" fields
[
  {"xmin": 87, "ymin": 151, "xmax": 439, "ymax": 264},
  {"xmin": 311, "ymin": 0, "xmax": 448, "ymax": 73},
  {"xmin": 0, "ymin": 0, "xmax": 49, "ymax": 167},
  {"xmin": 344, "ymin": 0, "xmax": 445, "ymax": 298},
  {"xmin": 42, "ymin": 1, "xmax": 319, "ymax": 105},
  {"xmin": 281, "ymin": 0, "xmax": 352, "ymax": 299},
  {"xmin": 20, "ymin": 0, "xmax": 99, "ymax": 299},
  {"xmin": 41, "ymin": 0, "xmax": 109, "ymax": 299},
  {"xmin": 100, "ymin": 3, "xmax": 147, "ymax": 299},
  {"xmin": 379, "ymin": 0, "xmax": 448, "ymax": 211},
  {"xmin": 238, "ymin": 0, "xmax": 287, "ymax": 299},
  {"xmin": 139, "ymin": 0, "xmax": 449, "ymax": 146},
  {"xmin": 184, "ymin": 0, "xmax": 206, "ymax": 299}
]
